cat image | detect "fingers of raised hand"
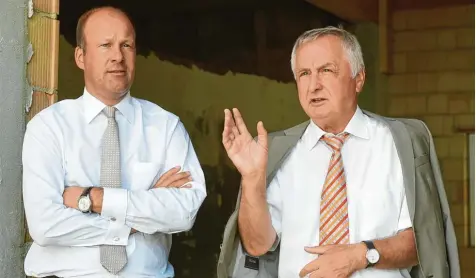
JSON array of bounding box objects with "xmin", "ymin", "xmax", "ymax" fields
[
  {"xmin": 222, "ymin": 124, "xmax": 235, "ymax": 142},
  {"xmin": 223, "ymin": 109, "xmax": 236, "ymax": 131},
  {"xmin": 232, "ymin": 108, "xmax": 249, "ymax": 135},
  {"xmin": 232, "ymin": 126, "xmax": 240, "ymax": 137},
  {"xmin": 223, "ymin": 109, "xmax": 237, "ymax": 147}
]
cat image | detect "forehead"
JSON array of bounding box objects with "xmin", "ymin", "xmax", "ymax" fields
[
  {"xmin": 295, "ymin": 35, "xmax": 345, "ymax": 66},
  {"xmin": 83, "ymin": 9, "xmax": 134, "ymax": 41}
]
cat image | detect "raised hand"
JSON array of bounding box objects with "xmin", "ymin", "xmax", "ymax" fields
[{"xmin": 222, "ymin": 108, "xmax": 268, "ymax": 177}]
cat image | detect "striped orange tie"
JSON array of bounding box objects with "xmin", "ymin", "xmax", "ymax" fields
[{"xmin": 319, "ymin": 132, "xmax": 350, "ymax": 245}]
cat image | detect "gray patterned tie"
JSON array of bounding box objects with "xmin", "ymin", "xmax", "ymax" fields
[{"xmin": 99, "ymin": 106, "xmax": 127, "ymax": 274}]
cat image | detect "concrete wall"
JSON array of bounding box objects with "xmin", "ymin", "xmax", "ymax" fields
[
  {"xmin": 388, "ymin": 4, "xmax": 475, "ymax": 277},
  {"xmin": 57, "ymin": 24, "xmax": 381, "ymax": 277},
  {"xmin": 0, "ymin": 0, "xmax": 27, "ymax": 277}
]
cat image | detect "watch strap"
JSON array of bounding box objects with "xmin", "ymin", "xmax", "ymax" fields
[
  {"xmin": 363, "ymin": 240, "xmax": 377, "ymax": 268},
  {"xmin": 363, "ymin": 240, "xmax": 376, "ymax": 250},
  {"xmin": 81, "ymin": 186, "xmax": 93, "ymax": 197}
]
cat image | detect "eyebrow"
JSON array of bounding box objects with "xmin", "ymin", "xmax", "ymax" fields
[
  {"xmin": 296, "ymin": 68, "xmax": 309, "ymax": 74},
  {"xmin": 97, "ymin": 36, "xmax": 134, "ymax": 43},
  {"xmin": 318, "ymin": 62, "xmax": 336, "ymax": 69},
  {"xmin": 296, "ymin": 62, "xmax": 336, "ymax": 73}
]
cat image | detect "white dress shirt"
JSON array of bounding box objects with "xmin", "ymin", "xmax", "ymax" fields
[
  {"xmin": 22, "ymin": 89, "xmax": 207, "ymax": 278},
  {"xmin": 267, "ymin": 107, "xmax": 412, "ymax": 278}
]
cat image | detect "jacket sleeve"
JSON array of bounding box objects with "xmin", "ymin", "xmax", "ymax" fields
[{"xmin": 422, "ymin": 122, "xmax": 461, "ymax": 278}]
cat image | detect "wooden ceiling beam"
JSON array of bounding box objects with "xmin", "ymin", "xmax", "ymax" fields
[
  {"xmin": 304, "ymin": 0, "xmax": 378, "ymax": 22},
  {"xmin": 139, "ymin": 0, "xmax": 278, "ymax": 12}
]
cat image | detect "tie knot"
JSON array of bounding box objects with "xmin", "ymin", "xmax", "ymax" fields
[
  {"xmin": 103, "ymin": 106, "xmax": 116, "ymax": 119},
  {"xmin": 321, "ymin": 132, "xmax": 350, "ymax": 152}
]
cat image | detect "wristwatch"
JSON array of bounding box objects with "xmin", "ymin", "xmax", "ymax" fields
[
  {"xmin": 77, "ymin": 187, "xmax": 93, "ymax": 213},
  {"xmin": 363, "ymin": 240, "xmax": 380, "ymax": 268}
]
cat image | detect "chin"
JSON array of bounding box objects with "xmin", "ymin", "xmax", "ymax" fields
[
  {"xmin": 306, "ymin": 109, "xmax": 329, "ymax": 121},
  {"xmin": 305, "ymin": 107, "xmax": 325, "ymax": 117},
  {"xmin": 110, "ymin": 84, "xmax": 130, "ymax": 95}
]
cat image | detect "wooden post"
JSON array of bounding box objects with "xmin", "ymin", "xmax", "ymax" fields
[
  {"xmin": 26, "ymin": 0, "xmax": 60, "ymax": 121},
  {"xmin": 379, "ymin": 0, "xmax": 391, "ymax": 73}
]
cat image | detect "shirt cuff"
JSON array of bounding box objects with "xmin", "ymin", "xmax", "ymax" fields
[
  {"xmin": 397, "ymin": 218, "xmax": 413, "ymax": 232},
  {"xmin": 102, "ymin": 188, "xmax": 130, "ymax": 245}
]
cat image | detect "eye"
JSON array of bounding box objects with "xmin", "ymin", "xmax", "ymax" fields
[
  {"xmin": 299, "ymin": 71, "xmax": 309, "ymax": 77},
  {"xmin": 122, "ymin": 43, "xmax": 130, "ymax": 48},
  {"xmin": 322, "ymin": 68, "xmax": 333, "ymax": 73},
  {"xmin": 100, "ymin": 43, "xmax": 111, "ymax": 48}
]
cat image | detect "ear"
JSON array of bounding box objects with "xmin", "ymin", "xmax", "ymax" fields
[
  {"xmin": 75, "ymin": 46, "xmax": 85, "ymax": 70},
  {"xmin": 355, "ymin": 70, "xmax": 365, "ymax": 94}
]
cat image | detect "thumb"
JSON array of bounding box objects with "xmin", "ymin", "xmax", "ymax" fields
[
  {"xmin": 256, "ymin": 121, "xmax": 268, "ymax": 148},
  {"xmin": 304, "ymin": 245, "xmax": 332, "ymax": 254}
]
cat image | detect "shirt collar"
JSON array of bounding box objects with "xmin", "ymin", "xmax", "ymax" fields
[
  {"xmin": 82, "ymin": 88, "xmax": 134, "ymax": 124},
  {"xmin": 304, "ymin": 106, "xmax": 370, "ymax": 150}
]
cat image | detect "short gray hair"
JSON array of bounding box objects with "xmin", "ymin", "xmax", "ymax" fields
[{"xmin": 290, "ymin": 26, "xmax": 365, "ymax": 79}]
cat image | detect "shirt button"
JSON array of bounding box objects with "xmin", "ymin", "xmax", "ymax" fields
[
  {"xmin": 113, "ymin": 237, "xmax": 120, "ymax": 242},
  {"xmin": 111, "ymin": 217, "xmax": 116, "ymax": 221}
]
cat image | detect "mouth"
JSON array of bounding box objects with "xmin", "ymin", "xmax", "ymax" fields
[
  {"xmin": 107, "ymin": 70, "xmax": 126, "ymax": 75},
  {"xmin": 310, "ymin": 97, "xmax": 327, "ymax": 104}
]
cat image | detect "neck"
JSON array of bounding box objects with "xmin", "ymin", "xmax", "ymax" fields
[
  {"xmin": 98, "ymin": 96, "xmax": 125, "ymax": 106},
  {"xmin": 313, "ymin": 106, "xmax": 357, "ymax": 134},
  {"xmin": 85, "ymin": 86, "xmax": 128, "ymax": 106}
]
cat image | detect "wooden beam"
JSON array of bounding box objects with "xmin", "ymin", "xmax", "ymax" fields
[
  {"xmin": 304, "ymin": 0, "xmax": 378, "ymax": 22},
  {"xmin": 125, "ymin": 0, "xmax": 275, "ymax": 13},
  {"xmin": 378, "ymin": 0, "xmax": 391, "ymax": 73},
  {"xmin": 394, "ymin": 0, "xmax": 474, "ymax": 11},
  {"xmin": 27, "ymin": 0, "xmax": 59, "ymax": 121}
]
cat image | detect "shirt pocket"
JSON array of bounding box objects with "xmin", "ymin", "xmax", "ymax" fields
[
  {"xmin": 355, "ymin": 182, "xmax": 402, "ymax": 240},
  {"xmin": 130, "ymin": 162, "xmax": 162, "ymax": 190}
]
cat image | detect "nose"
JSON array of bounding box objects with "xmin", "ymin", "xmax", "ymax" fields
[
  {"xmin": 111, "ymin": 45, "xmax": 124, "ymax": 63},
  {"xmin": 308, "ymin": 72, "xmax": 323, "ymax": 93}
]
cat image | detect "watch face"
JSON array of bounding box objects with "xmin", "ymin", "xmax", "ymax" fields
[
  {"xmin": 78, "ymin": 196, "xmax": 91, "ymax": 212},
  {"xmin": 366, "ymin": 249, "xmax": 380, "ymax": 264}
]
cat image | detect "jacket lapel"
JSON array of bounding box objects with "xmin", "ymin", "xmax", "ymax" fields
[
  {"xmin": 266, "ymin": 121, "xmax": 309, "ymax": 186},
  {"xmin": 386, "ymin": 120, "xmax": 416, "ymax": 220},
  {"xmin": 266, "ymin": 137, "xmax": 299, "ymax": 185},
  {"xmin": 362, "ymin": 110, "xmax": 416, "ymax": 221},
  {"xmin": 233, "ymin": 121, "xmax": 308, "ymax": 210}
]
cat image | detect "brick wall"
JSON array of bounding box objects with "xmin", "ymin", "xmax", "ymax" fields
[{"xmin": 388, "ymin": 4, "xmax": 475, "ymax": 277}]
